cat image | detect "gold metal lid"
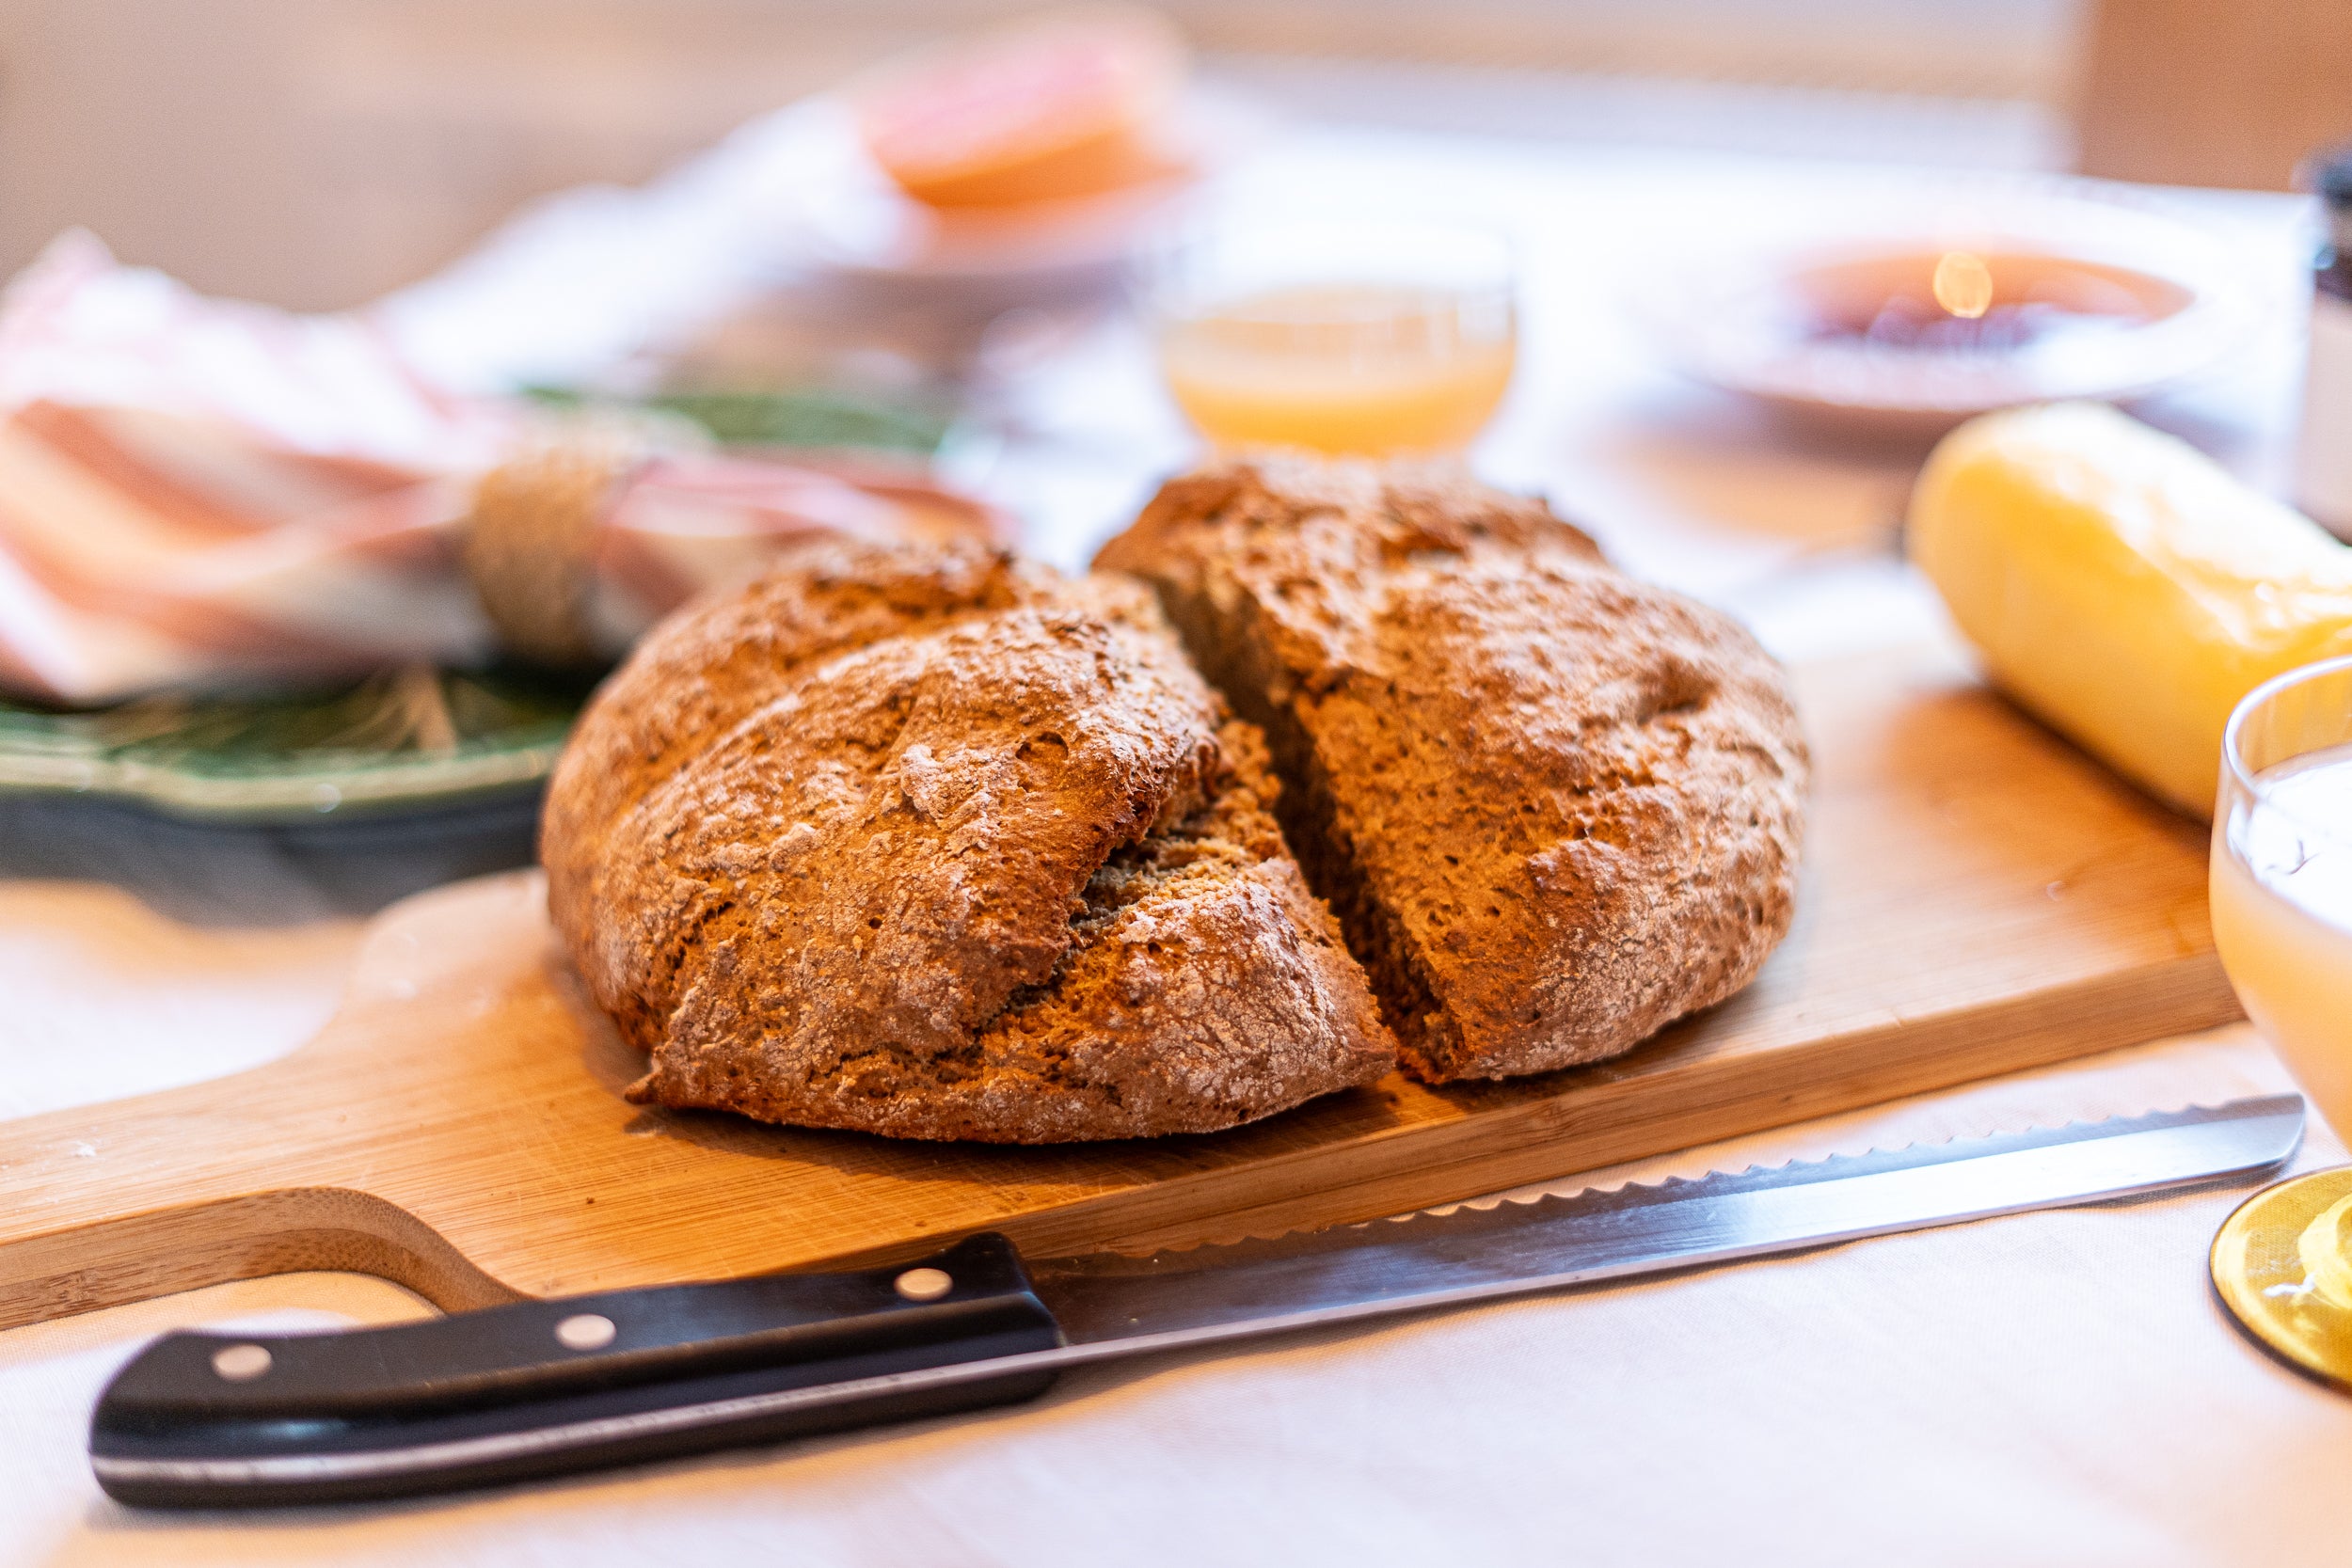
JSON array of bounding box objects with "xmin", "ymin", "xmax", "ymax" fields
[{"xmin": 2211, "ymin": 1166, "xmax": 2352, "ymax": 1392}]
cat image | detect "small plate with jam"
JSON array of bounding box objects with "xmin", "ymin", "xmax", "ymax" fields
[{"xmin": 1638, "ymin": 185, "xmax": 2264, "ymax": 437}]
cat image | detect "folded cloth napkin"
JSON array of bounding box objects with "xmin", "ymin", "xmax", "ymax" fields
[{"xmin": 0, "ymin": 233, "xmax": 1009, "ymax": 705}]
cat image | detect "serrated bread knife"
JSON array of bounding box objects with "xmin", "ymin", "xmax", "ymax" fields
[{"xmin": 89, "ymin": 1095, "xmax": 2303, "ymax": 1508}]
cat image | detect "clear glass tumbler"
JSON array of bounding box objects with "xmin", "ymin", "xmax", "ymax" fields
[
  {"xmin": 2208, "ymin": 655, "xmax": 2352, "ymax": 1388},
  {"xmin": 1145, "ymin": 218, "xmax": 1518, "ymax": 458}
]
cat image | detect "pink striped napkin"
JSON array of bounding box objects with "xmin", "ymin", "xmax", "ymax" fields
[{"xmin": 0, "ymin": 233, "xmax": 1008, "ymax": 705}]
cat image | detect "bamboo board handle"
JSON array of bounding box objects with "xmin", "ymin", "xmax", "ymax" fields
[
  {"xmin": 0, "ymin": 1074, "xmax": 494, "ymax": 1329},
  {"xmin": 0, "ymin": 875, "xmax": 557, "ymax": 1328}
]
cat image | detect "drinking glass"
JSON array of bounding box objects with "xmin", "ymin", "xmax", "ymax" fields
[
  {"xmin": 1145, "ymin": 218, "xmax": 1517, "ymax": 457},
  {"xmin": 2208, "ymin": 655, "xmax": 2352, "ymax": 1387}
]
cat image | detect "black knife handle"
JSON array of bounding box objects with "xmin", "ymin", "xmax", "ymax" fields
[{"xmin": 89, "ymin": 1232, "xmax": 1061, "ymax": 1508}]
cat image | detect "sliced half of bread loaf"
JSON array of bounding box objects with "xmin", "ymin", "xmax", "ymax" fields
[{"xmin": 1096, "ymin": 457, "xmax": 1808, "ymax": 1083}]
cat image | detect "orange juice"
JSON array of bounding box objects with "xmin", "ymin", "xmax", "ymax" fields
[
  {"xmin": 2211, "ymin": 743, "xmax": 2352, "ymax": 1132},
  {"xmin": 1159, "ymin": 283, "xmax": 1515, "ymax": 455}
]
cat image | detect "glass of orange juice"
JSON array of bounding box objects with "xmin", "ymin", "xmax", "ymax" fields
[
  {"xmin": 1146, "ymin": 219, "xmax": 1517, "ymax": 457},
  {"xmin": 2208, "ymin": 656, "xmax": 2352, "ymax": 1387}
]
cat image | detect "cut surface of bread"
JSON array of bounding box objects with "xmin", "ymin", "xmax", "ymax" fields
[
  {"xmin": 541, "ymin": 538, "xmax": 1395, "ymax": 1142},
  {"xmin": 1096, "ymin": 456, "xmax": 1810, "ymax": 1083}
]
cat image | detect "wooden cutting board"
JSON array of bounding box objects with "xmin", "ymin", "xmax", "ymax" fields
[{"xmin": 0, "ymin": 639, "xmax": 2241, "ymax": 1330}]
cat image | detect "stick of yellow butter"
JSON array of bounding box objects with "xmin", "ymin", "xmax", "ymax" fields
[{"xmin": 1909, "ymin": 402, "xmax": 2352, "ymax": 818}]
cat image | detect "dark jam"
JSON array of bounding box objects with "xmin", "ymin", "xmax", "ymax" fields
[
  {"xmin": 1793, "ymin": 249, "xmax": 2185, "ymax": 356},
  {"xmin": 1818, "ymin": 295, "xmax": 2088, "ymax": 354}
]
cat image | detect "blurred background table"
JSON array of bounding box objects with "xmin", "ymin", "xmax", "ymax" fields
[{"xmin": 2, "ymin": 65, "xmax": 2349, "ymax": 1568}]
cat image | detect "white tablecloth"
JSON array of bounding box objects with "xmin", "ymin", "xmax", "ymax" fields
[
  {"xmin": 4, "ymin": 120, "xmax": 2344, "ymax": 1565},
  {"xmin": 5, "ymin": 1027, "xmax": 2345, "ymax": 1566}
]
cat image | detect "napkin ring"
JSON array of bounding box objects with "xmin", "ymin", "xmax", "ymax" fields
[{"xmin": 459, "ymin": 436, "xmax": 639, "ymax": 669}]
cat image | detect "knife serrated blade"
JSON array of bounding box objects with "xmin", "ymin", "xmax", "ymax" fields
[
  {"xmin": 1027, "ymin": 1095, "xmax": 2306, "ymax": 1351},
  {"xmin": 88, "ymin": 1095, "xmax": 2302, "ymax": 1508}
]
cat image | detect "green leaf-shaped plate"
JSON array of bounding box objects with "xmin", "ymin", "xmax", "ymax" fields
[{"xmin": 0, "ymin": 667, "xmax": 581, "ymax": 825}]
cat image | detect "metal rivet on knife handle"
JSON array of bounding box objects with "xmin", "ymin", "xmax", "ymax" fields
[
  {"xmin": 211, "ymin": 1345, "xmax": 272, "ymax": 1382},
  {"xmin": 894, "ymin": 1267, "xmax": 953, "ymax": 1302},
  {"xmin": 554, "ymin": 1314, "xmax": 616, "ymax": 1351}
]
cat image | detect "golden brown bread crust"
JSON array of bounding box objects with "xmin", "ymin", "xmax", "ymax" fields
[
  {"xmin": 541, "ymin": 538, "xmax": 1395, "ymax": 1142},
  {"xmin": 1095, "ymin": 456, "xmax": 1809, "ymax": 1083}
]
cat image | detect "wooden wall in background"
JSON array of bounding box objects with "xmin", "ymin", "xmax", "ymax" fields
[{"xmin": 2077, "ymin": 0, "xmax": 2352, "ymax": 190}]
